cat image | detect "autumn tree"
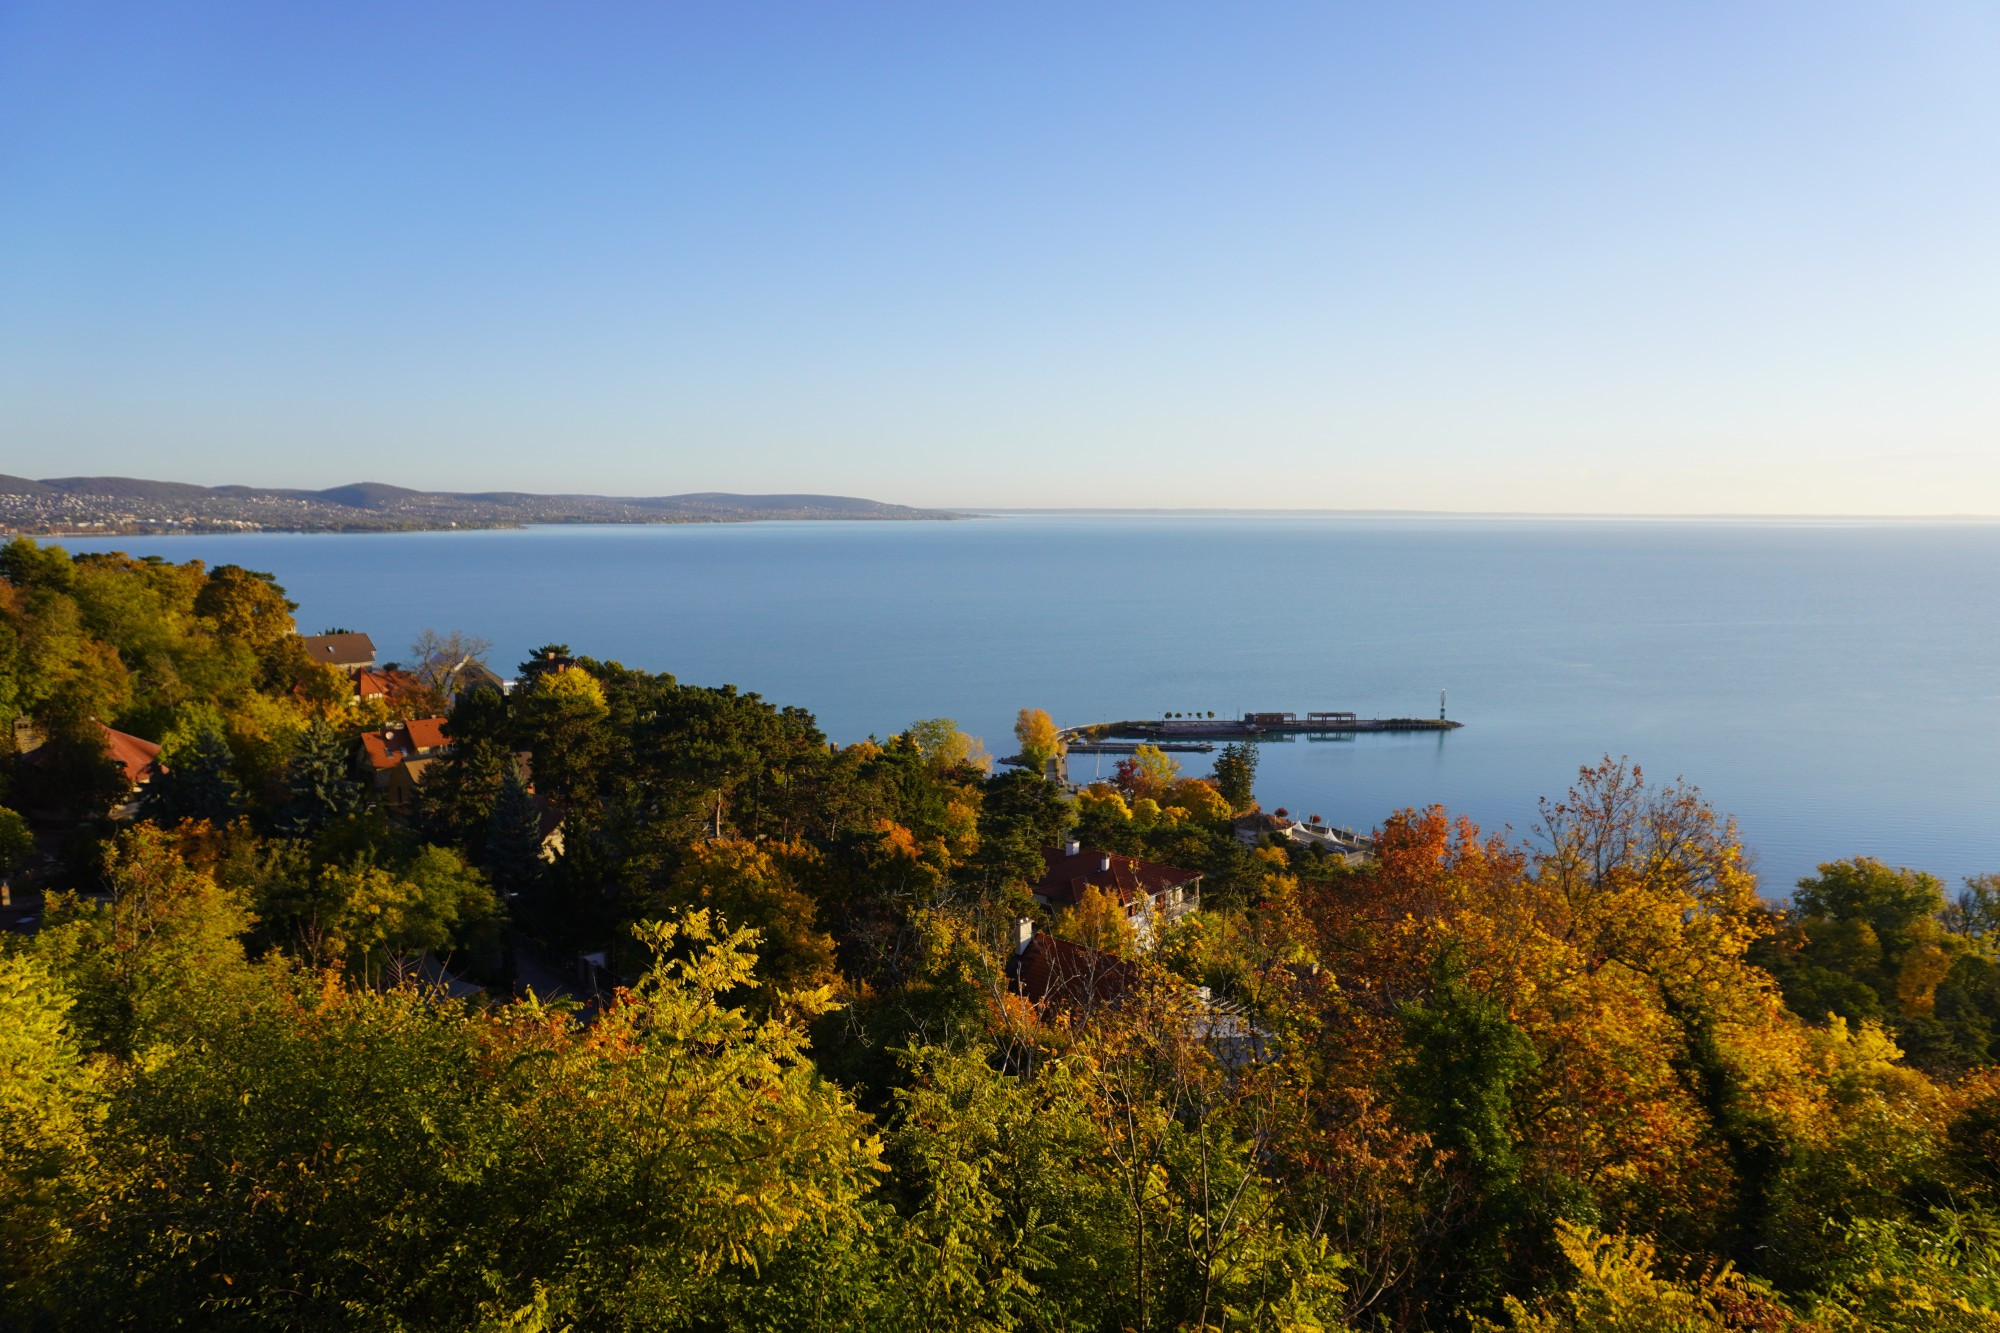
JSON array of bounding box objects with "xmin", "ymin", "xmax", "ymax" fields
[
  {"xmin": 643, "ymin": 838, "xmax": 840, "ymax": 1007},
  {"xmin": 908, "ymin": 717, "xmax": 993, "ymax": 777},
  {"xmin": 1013, "ymin": 707, "xmax": 1064, "ymax": 774},
  {"xmin": 1055, "ymin": 884, "xmax": 1141, "ymax": 959},
  {"xmin": 1112, "ymin": 744, "xmax": 1178, "ymax": 803}
]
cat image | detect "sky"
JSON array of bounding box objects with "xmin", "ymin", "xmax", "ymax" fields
[{"xmin": 1, "ymin": 3, "xmax": 1996, "ymax": 513}]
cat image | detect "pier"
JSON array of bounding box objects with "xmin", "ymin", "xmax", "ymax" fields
[
  {"xmin": 1064, "ymin": 710, "xmax": 1461, "ymax": 745},
  {"xmin": 1066, "ymin": 740, "xmax": 1216, "ymax": 755}
]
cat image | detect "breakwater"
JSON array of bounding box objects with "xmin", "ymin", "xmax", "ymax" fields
[{"xmin": 1069, "ymin": 713, "xmax": 1461, "ymax": 743}]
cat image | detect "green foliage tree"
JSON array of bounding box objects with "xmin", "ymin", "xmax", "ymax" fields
[
  {"xmin": 1211, "ymin": 740, "xmax": 1259, "ymax": 813},
  {"xmin": 0, "ymin": 804, "xmax": 34, "ymax": 877},
  {"xmin": 1758, "ymin": 857, "xmax": 1992, "ymax": 1072},
  {"xmin": 1396, "ymin": 955, "xmax": 1545, "ymax": 1316}
]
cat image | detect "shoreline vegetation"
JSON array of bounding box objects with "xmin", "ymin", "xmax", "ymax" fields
[
  {"xmin": 0, "ymin": 474, "xmax": 968, "ymax": 536},
  {"xmin": 4, "ymin": 536, "xmax": 2000, "ymax": 1330}
]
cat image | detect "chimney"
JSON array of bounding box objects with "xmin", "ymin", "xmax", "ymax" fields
[
  {"xmin": 1064, "ymin": 839, "xmax": 1080, "ymax": 857},
  {"xmin": 1014, "ymin": 917, "xmax": 1035, "ymax": 956},
  {"xmin": 1098, "ymin": 854, "xmax": 1111, "ymax": 873}
]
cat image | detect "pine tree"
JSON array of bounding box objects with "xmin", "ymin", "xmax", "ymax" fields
[
  {"xmin": 1211, "ymin": 741, "xmax": 1259, "ymax": 812},
  {"xmin": 146, "ymin": 726, "xmax": 245, "ymax": 827},
  {"xmin": 482, "ymin": 766, "xmax": 547, "ymax": 902},
  {"xmin": 275, "ymin": 719, "xmax": 366, "ymax": 838}
]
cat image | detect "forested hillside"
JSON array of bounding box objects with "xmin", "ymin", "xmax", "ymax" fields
[{"xmin": 2, "ymin": 535, "xmax": 1998, "ymax": 1332}]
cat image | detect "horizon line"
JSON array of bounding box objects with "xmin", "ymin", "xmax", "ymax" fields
[{"xmin": 961, "ymin": 506, "xmax": 2000, "ymax": 522}]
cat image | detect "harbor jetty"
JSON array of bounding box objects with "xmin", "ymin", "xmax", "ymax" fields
[
  {"xmin": 1003, "ymin": 708, "xmax": 1460, "ymax": 769},
  {"xmin": 1065, "ymin": 709, "xmax": 1461, "ymax": 747}
]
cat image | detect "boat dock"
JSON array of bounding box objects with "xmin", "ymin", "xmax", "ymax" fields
[
  {"xmin": 1066, "ymin": 740, "xmax": 1216, "ymax": 755},
  {"xmin": 1064, "ymin": 710, "xmax": 1460, "ymax": 744}
]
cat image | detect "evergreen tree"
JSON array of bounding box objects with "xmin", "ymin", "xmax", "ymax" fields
[
  {"xmin": 482, "ymin": 766, "xmax": 546, "ymax": 902},
  {"xmin": 1210, "ymin": 740, "xmax": 1258, "ymax": 812},
  {"xmin": 145, "ymin": 726, "xmax": 243, "ymax": 827},
  {"xmin": 274, "ymin": 719, "xmax": 366, "ymax": 838}
]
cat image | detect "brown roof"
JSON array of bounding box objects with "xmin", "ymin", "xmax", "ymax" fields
[
  {"xmin": 1012, "ymin": 932, "xmax": 1140, "ymax": 1008},
  {"xmin": 299, "ymin": 632, "xmax": 376, "ymax": 667},
  {"xmin": 100, "ymin": 723, "xmax": 162, "ymax": 787},
  {"xmin": 1031, "ymin": 846, "xmax": 1201, "ymax": 910},
  {"xmin": 360, "ymin": 717, "xmax": 450, "ymax": 770}
]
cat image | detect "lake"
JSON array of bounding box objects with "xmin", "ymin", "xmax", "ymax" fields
[{"xmin": 46, "ymin": 514, "xmax": 2000, "ymax": 896}]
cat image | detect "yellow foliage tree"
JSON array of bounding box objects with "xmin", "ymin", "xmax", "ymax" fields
[
  {"xmin": 1076, "ymin": 784, "xmax": 1131, "ymax": 822},
  {"xmin": 1055, "ymin": 884, "xmax": 1139, "ymax": 960},
  {"xmin": 1014, "ymin": 708, "xmax": 1064, "ymax": 773}
]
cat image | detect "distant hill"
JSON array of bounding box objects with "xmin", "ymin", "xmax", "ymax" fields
[{"xmin": 0, "ymin": 475, "xmax": 964, "ymax": 535}]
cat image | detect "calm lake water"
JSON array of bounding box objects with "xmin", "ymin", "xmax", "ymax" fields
[{"xmin": 50, "ymin": 515, "xmax": 2000, "ymax": 896}]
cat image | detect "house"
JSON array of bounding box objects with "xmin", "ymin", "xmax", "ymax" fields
[
  {"xmin": 1030, "ymin": 842, "xmax": 1201, "ymax": 941},
  {"xmin": 352, "ymin": 667, "xmax": 412, "ymax": 703},
  {"xmin": 1007, "ymin": 921, "xmax": 1138, "ymax": 1011},
  {"xmin": 1006, "ymin": 920, "xmax": 1268, "ymax": 1063},
  {"xmin": 18, "ymin": 718, "xmax": 162, "ymax": 790},
  {"xmin": 16, "ymin": 719, "xmax": 164, "ymax": 822},
  {"xmin": 447, "ymin": 660, "xmax": 510, "ymax": 702},
  {"xmin": 358, "ymin": 717, "xmax": 450, "ymax": 813},
  {"xmin": 299, "ymin": 631, "xmax": 377, "ymax": 671},
  {"xmin": 1231, "ymin": 810, "xmax": 1297, "ymax": 847},
  {"xmin": 98, "ymin": 723, "xmax": 164, "ymax": 792},
  {"xmin": 1232, "ymin": 809, "xmax": 1373, "ymax": 864}
]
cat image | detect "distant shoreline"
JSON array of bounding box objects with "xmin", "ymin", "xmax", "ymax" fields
[
  {"xmin": 0, "ymin": 474, "xmax": 969, "ymax": 536},
  {"xmin": 1, "ymin": 514, "xmax": 972, "ymax": 540}
]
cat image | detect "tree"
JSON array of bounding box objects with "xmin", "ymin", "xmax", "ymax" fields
[
  {"xmin": 907, "ymin": 717, "xmax": 993, "ymax": 777},
  {"xmin": 1211, "ymin": 741, "xmax": 1258, "ymax": 813},
  {"xmin": 408, "ymin": 627, "xmax": 494, "ymax": 700},
  {"xmin": 648, "ymin": 839, "xmax": 839, "ymax": 1007},
  {"xmin": 143, "ymin": 723, "xmax": 243, "ymax": 828},
  {"xmin": 191, "ymin": 564, "xmax": 298, "ymax": 656},
  {"xmin": 0, "ymin": 804, "xmax": 33, "ymax": 878},
  {"xmin": 1013, "ymin": 707, "xmax": 1063, "ymax": 774},
  {"xmin": 968, "ymin": 769, "xmax": 1073, "ymax": 897},
  {"xmin": 1112, "ymin": 745, "xmax": 1178, "ymax": 802},
  {"xmin": 1396, "ymin": 954, "xmax": 1542, "ymax": 1315},
  {"xmin": 1055, "ymin": 884, "xmax": 1140, "ymax": 959},
  {"xmin": 328, "ymin": 844, "xmax": 499, "ymax": 978},
  {"xmin": 512, "ymin": 664, "xmax": 609, "ymax": 801},
  {"xmin": 484, "ymin": 765, "xmax": 548, "ymax": 902},
  {"xmin": 274, "ymin": 717, "xmax": 367, "ymax": 838},
  {"xmin": 1757, "ymin": 857, "xmax": 1977, "ymax": 1071},
  {"xmin": 23, "ymin": 909, "xmax": 883, "ymax": 1331},
  {"xmin": 0, "ymin": 952, "xmax": 102, "ymax": 1302}
]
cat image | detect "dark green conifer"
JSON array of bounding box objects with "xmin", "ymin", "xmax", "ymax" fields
[
  {"xmin": 145, "ymin": 726, "xmax": 244, "ymax": 827},
  {"xmin": 1211, "ymin": 741, "xmax": 1258, "ymax": 813},
  {"xmin": 275, "ymin": 718, "xmax": 367, "ymax": 838},
  {"xmin": 483, "ymin": 765, "xmax": 546, "ymax": 901}
]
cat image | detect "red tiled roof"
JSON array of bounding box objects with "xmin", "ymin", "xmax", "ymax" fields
[
  {"xmin": 360, "ymin": 717, "xmax": 450, "ymax": 770},
  {"xmin": 352, "ymin": 667, "xmax": 417, "ymax": 699},
  {"xmin": 1012, "ymin": 932, "xmax": 1139, "ymax": 1008},
  {"xmin": 100, "ymin": 723, "xmax": 162, "ymax": 787},
  {"xmin": 1031, "ymin": 846, "xmax": 1201, "ymax": 909}
]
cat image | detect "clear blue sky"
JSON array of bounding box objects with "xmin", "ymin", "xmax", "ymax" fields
[{"xmin": 2, "ymin": 3, "xmax": 1995, "ymax": 512}]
